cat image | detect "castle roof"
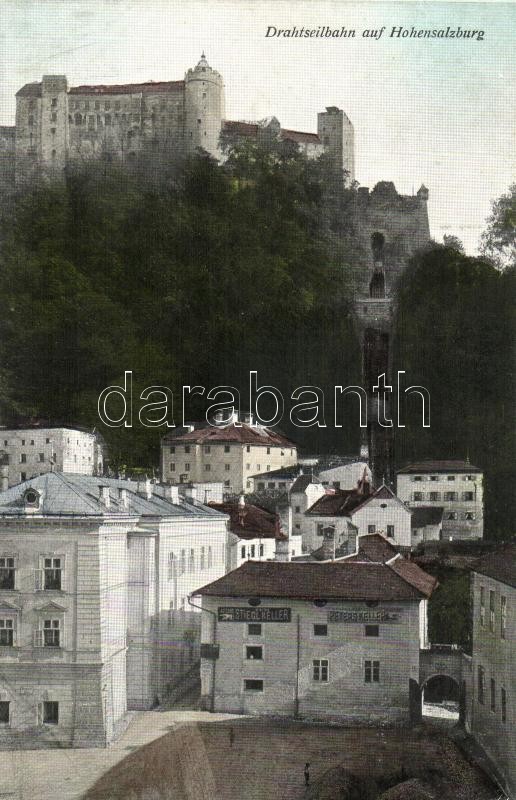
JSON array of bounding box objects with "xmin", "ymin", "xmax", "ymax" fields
[
  {"xmin": 69, "ymin": 80, "xmax": 185, "ymax": 95},
  {"xmin": 16, "ymin": 82, "xmax": 42, "ymax": 98},
  {"xmin": 222, "ymin": 120, "xmax": 321, "ymax": 145}
]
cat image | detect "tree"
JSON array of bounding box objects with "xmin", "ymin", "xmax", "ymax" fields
[{"xmin": 479, "ymin": 183, "xmax": 516, "ymax": 271}]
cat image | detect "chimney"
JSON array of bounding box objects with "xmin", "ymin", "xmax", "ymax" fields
[
  {"xmin": 99, "ymin": 485, "xmax": 111, "ymax": 509},
  {"xmin": 145, "ymin": 477, "xmax": 152, "ymax": 500},
  {"xmin": 274, "ymin": 514, "xmax": 290, "ymax": 561},
  {"xmin": 321, "ymin": 527, "xmax": 335, "ymax": 560},
  {"xmin": 164, "ymin": 485, "xmax": 180, "ymax": 504},
  {"xmin": 118, "ymin": 487, "xmax": 129, "ymax": 509},
  {"xmin": 184, "ymin": 485, "xmax": 197, "ymax": 502},
  {"xmin": 238, "ymin": 495, "xmax": 246, "ymax": 525}
]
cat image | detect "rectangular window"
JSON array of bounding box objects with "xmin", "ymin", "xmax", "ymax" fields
[
  {"xmin": 44, "ymin": 557, "xmax": 62, "ymax": 590},
  {"xmin": 368, "ymin": 525, "xmax": 376, "ymax": 534},
  {"xmin": 365, "ymin": 660, "xmax": 380, "ymax": 683},
  {"xmin": 464, "ymin": 512, "xmax": 476, "ymax": 520},
  {"xmin": 429, "ymin": 492, "xmax": 440, "ymax": 501},
  {"xmin": 241, "ymin": 545, "xmax": 246, "ymax": 559},
  {"xmin": 365, "ymin": 625, "xmax": 379, "ymax": 637},
  {"xmin": 244, "ymin": 679, "xmax": 263, "ymax": 692},
  {"xmin": 20, "ymin": 473, "xmax": 26, "ymax": 482},
  {"xmin": 51, "ymin": 112, "xmax": 57, "ymax": 122},
  {"xmin": 446, "ymin": 512, "xmax": 458, "ymax": 520},
  {"xmin": 224, "ymin": 479, "xmax": 230, "ymax": 487},
  {"xmin": 477, "ymin": 665, "xmax": 485, "ymax": 704},
  {"xmin": 204, "ymin": 445, "xmax": 211, "ymax": 454},
  {"xmin": 414, "ymin": 476, "xmax": 423, "ymax": 482},
  {"xmin": 20, "ymin": 453, "xmax": 27, "ymax": 463},
  {"xmin": 225, "ymin": 464, "xmax": 230, "ymax": 471},
  {"xmin": 205, "ymin": 464, "xmax": 211, "ymax": 472},
  {"xmin": 386, "ymin": 525, "xmax": 394, "ymax": 538},
  {"xmin": 444, "ymin": 492, "xmax": 457, "ymax": 501},
  {"xmin": 188, "ymin": 549, "xmax": 195, "ymax": 573},
  {"xmin": 314, "ymin": 624, "xmax": 328, "ymax": 637},
  {"xmin": 250, "ymin": 545, "xmax": 255, "ymax": 558},
  {"xmin": 257, "ymin": 482, "xmax": 265, "ymax": 490},
  {"xmin": 266, "ymin": 447, "xmax": 271, "ymax": 455},
  {"xmin": 200, "ymin": 546, "xmax": 205, "ymax": 570},
  {"xmin": 501, "ymin": 596, "xmax": 507, "ymax": 639},
  {"xmin": 0, "ymin": 619, "xmax": 14, "ymax": 646},
  {"xmin": 463, "ymin": 492, "xmax": 474, "ymax": 501},
  {"xmin": 43, "ymin": 701, "xmax": 58, "ymax": 724},
  {"xmin": 0, "ymin": 557, "xmax": 15, "ymax": 590},
  {"xmin": 248, "ymin": 623, "xmax": 262, "ymax": 636},
  {"xmin": 39, "ymin": 453, "xmax": 45, "ymax": 462},
  {"xmin": 170, "ymin": 446, "xmax": 175, "ymax": 454},
  {"xmin": 0, "ymin": 701, "xmax": 9, "ymax": 724},
  {"xmin": 43, "ymin": 619, "xmax": 60, "ymax": 647},
  {"xmin": 313, "ymin": 659, "xmax": 329, "ymax": 682},
  {"xmin": 167, "ymin": 551, "xmax": 175, "ymax": 580},
  {"xmin": 447, "ymin": 475, "xmax": 455, "ymax": 481},
  {"xmin": 179, "ymin": 549, "xmax": 186, "ymax": 575},
  {"xmin": 208, "ymin": 546, "xmax": 213, "ymax": 568},
  {"xmin": 430, "ymin": 475, "xmax": 438, "ymax": 481},
  {"xmin": 184, "ymin": 463, "xmax": 190, "ymax": 471},
  {"xmin": 413, "ymin": 492, "xmax": 423, "ymax": 501},
  {"xmin": 246, "ymin": 464, "xmax": 251, "ymax": 470},
  {"xmin": 246, "ymin": 645, "xmax": 262, "ymax": 660},
  {"xmin": 170, "ymin": 463, "xmax": 176, "ymax": 472},
  {"xmin": 501, "ymin": 687, "xmax": 506, "ymax": 722},
  {"xmin": 489, "ymin": 590, "xmax": 495, "ymax": 632},
  {"xmin": 259, "ymin": 544, "xmax": 264, "ymax": 557},
  {"xmin": 224, "ymin": 445, "xmax": 231, "ymax": 453},
  {"xmin": 480, "ymin": 587, "xmax": 485, "ymax": 627},
  {"xmin": 490, "ymin": 678, "xmax": 496, "ymax": 712},
  {"xmin": 184, "ymin": 445, "xmax": 190, "ymax": 454},
  {"xmin": 295, "ymin": 506, "xmax": 301, "ymax": 514},
  {"xmin": 246, "ymin": 445, "xmax": 251, "ymax": 453}
]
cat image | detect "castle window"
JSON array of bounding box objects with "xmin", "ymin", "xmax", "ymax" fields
[
  {"xmin": 88, "ymin": 116, "xmax": 95, "ymax": 130},
  {"xmin": 371, "ymin": 232, "xmax": 385, "ymax": 261},
  {"xmin": 74, "ymin": 113, "xmax": 82, "ymax": 126},
  {"xmin": 197, "ymin": 118, "xmax": 202, "ymax": 124},
  {"xmin": 104, "ymin": 101, "xmax": 111, "ymax": 110},
  {"xmin": 105, "ymin": 114, "xmax": 111, "ymax": 126},
  {"xmin": 51, "ymin": 112, "xmax": 57, "ymax": 123},
  {"xmin": 202, "ymin": 92, "xmax": 206, "ymax": 99},
  {"xmin": 51, "ymin": 97, "xmax": 57, "ymax": 107},
  {"xmin": 94, "ymin": 101, "xmax": 100, "ymax": 110}
]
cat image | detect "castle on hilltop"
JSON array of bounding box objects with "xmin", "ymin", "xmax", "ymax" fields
[
  {"xmin": 0, "ymin": 55, "xmax": 432, "ymax": 485},
  {"xmin": 1, "ymin": 54, "xmax": 354, "ymax": 185}
]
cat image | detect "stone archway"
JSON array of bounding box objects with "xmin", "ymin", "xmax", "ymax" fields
[{"xmin": 421, "ymin": 673, "xmax": 461, "ymax": 721}]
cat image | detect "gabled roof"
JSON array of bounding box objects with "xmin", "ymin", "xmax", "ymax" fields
[
  {"xmin": 351, "ymin": 485, "xmax": 411, "ymax": 516},
  {"xmin": 397, "ymin": 460, "xmax": 481, "ymax": 474},
  {"xmin": 162, "ymin": 422, "xmax": 295, "ymax": 448},
  {"xmin": 69, "ymin": 80, "xmax": 184, "ymax": 95},
  {"xmin": 252, "ymin": 465, "xmax": 302, "ymax": 481},
  {"xmin": 0, "ymin": 473, "xmax": 225, "ymax": 519},
  {"xmin": 194, "ymin": 558, "xmax": 437, "ymax": 601},
  {"xmin": 305, "ymin": 488, "xmax": 366, "ymax": 517},
  {"xmin": 16, "ymin": 82, "xmax": 42, "ymax": 97},
  {"xmin": 344, "ymin": 533, "xmax": 400, "ymax": 564},
  {"xmin": 208, "ymin": 501, "xmax": 286, "ymax": 540},
  {"xmin": 290, "ymin": 474, "xmax": 320, "ymax": 493},
  {"xmin": 411, "ymin": 506, "xmax": 444, "ymax": 528},
  {"xmin": 473, "ymin": 542, "xmax": 516, "ymax": 588}
]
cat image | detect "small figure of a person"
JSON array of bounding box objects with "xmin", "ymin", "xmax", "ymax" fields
[
  {"xmin": 304, "ymin": 763, "xmax": 310, "ymax": 787},
  {"xmin": 229, "ymin": 726, "xmax": 235, "ymax": 748}
]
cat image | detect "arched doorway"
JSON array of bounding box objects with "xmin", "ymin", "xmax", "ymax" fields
[{"xmin": 421, "ymin": 674, "xmax": 460, "ymax": 721}]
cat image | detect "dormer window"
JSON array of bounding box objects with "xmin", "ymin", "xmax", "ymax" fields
[{"xmin": 23, "ymin": 488, "xmax": 41, "ymax": 512}]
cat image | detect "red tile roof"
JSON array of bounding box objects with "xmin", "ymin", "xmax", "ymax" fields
[
  {"xmin": 222, "ymin": 120, "xmax": 321, "ymax": 145},
  {"xmin": 280, "ymin": 128, "xmax": 320, "ymax": 144},
  {"xmin": 194, "ymin": 558, "xmax": 437, "ymax": 601},
  {"xmin": 69, "ymin": 80, "xmax": 184, "ymax": 95},
  {"xmin": 305, "ymin": 488, "xmax": 367, "ymax": 517},
  {"xmin": 162, "ymin": 422, "xmax": 295, "ymax": 448},
  {"xmin": 397, "ymin": 461, "xmax": 481, "ymax": 474},
  {"xmin": 208, "ymin": 501, "xmax": 286, "ymax": 540},
  {"xmin": 388, "ymin": 558, "xmax": 438, "ymax": 597}
]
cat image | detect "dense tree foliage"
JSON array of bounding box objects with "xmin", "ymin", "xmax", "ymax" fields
[
  {"xmin": 0, "ymin": 147, "xmax": 361, "ymax": 467},
  {"xmin": 479, "ymin": 183, "xmax": 516, "ymax": 271},
  {"xmin": 393, "ymin": 245, "xmax": 515, "ymax": 539}
]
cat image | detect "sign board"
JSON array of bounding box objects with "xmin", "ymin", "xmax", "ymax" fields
[
  {"xmin": 218, "ymin": 607, "xmax": 291, "ymax": 623},
  {"xmin": 328, "ymin": 609, "xmax": 402, "ymax": 624}
]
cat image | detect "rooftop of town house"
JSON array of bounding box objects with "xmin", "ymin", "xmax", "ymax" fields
[
  {"xmin": 0, "ymin": 473, "xmax": 227, "ymax": 519},
  {"xmin": 472, "ymin": 542, "xmax": 516, "ymax": 588},
  {"xmin": 343, "ymin": 532, "xmax": 401, "ymax": 564},
  {"xmin": 162, "ymin": 421, "xmax": 295, "ymax": 448},
  {"xmin": 397, "ymin": 460, "xmax": 482, "ymax": 474},
  {"xmin": 208, "ymin": 499, "xmax": 287, "ymax": 540},
  {"xmin": 194, "ymin": 556, "xmax": 438, "ymax": 601}
]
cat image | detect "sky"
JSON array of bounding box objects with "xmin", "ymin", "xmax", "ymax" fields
[{"xmin": 0, "ymin": 0, "xmax": 514, "ymax": 253}]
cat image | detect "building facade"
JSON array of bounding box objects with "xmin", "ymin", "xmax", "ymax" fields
[
  {"xmin": 161, "ymin": 418, "xmax": 297, "ymax": 494},
  {"xmin": 195, "ymin": 557, "xmax": 437, "ymax": 721},
  {"xmin": 7, "ymin": 55, "xmax": 355, "ymax": 184},
  {"xmin": 467, "ymin": 544, "xmax": 515, "ymax": 799},
  {"xmin": 0, "ymin": 473, "xmax": 228, "ymax": 747},
  {"xmin": 0, "ymin": 426, "xmax": 104, "ymax": 487},
  {"xmin": 397, "ymin": 461, "xmax": 483, "ymax": 540}
]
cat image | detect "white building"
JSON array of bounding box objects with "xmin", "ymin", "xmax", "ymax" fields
[
  {"xmin": 0, "ymin": 473, "xmax": 228, "ymax": 748},
  {"xmin": 194, "ymin": 556, "xmax": 437, "ymax": 721},
  {"xmin": 305, "ymin": 483, "xmax": 412, "ymax": 554},
  {"xmin": 290, "ymin": 474, "xmax": 327, "ymax": 544},
  {"xmin": 396, "ymin": 460, "xmax": 483, "ymax": 540},
  {"xmin": 317, "ymin": 460, "xmax": 371, "ymax": 491},
  {"xmin": 0, "ymin": 426, "xmax": 104, "ymax": 487},
  {"xmin": 161, "ymin": 418, "xmax": 297, "ymax": 494}
]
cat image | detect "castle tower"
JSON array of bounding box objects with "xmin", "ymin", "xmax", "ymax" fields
[
  {"xmin": 40, "ymin": 75, "xmax": 69, "ymax": 175},
  {"xmin": 184, "ymin": 54, "xmax": 225, "ymax": 159},
  {"xmin": 317, "ymin": 106, "xmax": 354, "ymax": 183}
]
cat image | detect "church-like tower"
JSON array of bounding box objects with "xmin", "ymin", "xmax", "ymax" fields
[{"xmin": 184, "ymin": 53, "xmax": 225, "ymax": 159}]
